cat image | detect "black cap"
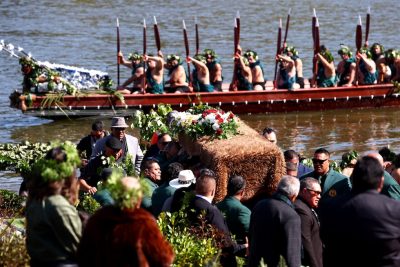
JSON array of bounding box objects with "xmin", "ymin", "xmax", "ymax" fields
[{"xmin": 105, "ymin": 136, "xmax": 122, "ymax": 151}]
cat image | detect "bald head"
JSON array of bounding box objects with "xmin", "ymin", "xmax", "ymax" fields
[{"xmin": 366, "ymin": 152, "xmax": 384, "ymax": 167}]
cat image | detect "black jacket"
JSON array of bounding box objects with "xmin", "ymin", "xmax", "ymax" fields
[{"xmin": 294, "ymin": 198, "xmax": 323, "ymax": 267}]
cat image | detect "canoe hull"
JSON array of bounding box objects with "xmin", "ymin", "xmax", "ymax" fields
[{"xmin": 14, "ymin": 83, "xmax": 400, "ymax": 118}]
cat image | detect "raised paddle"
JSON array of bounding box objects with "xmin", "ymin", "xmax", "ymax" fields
[
  {"xmin": 273, "ymin": 18, "xmax": 282, "ymax": 89},
  {"xmin": 312, "ymin": 17, "xmax": 320, "ymax": 88},
  {"xmin": 283, "ymin": 8, "xmax": 291, "ymax": 48},
  {"xmin": 195, "ymin": 16, "xmax": 199, "ymax": 55},
  {"xmin": 142, "ymin": 18, "xmax": 147, "ymax": 94},
  {"xmin": 365, "ymin": 7, "xmax": 370, "ymax": 47},
  {"xmin": 355, "ymin": 15, "xmax": 363, "ymax": 86},
  {"xmin": 182, "ymin": 20, "xmax": 191, "ymax": 85},
  {"xmin": 116, "ymin": 18, "xmax": 121, "ymax": 86},
  {"xmin": 312, "ymin": 8, "xmax": 317, "ymax": 44},
  {"xmin": 153, "ymin": 16, "xmax": 161, "ymax": 52},
  {"xmin": 235, "ymin": 10, "xmax": 240, "ymax": 50},
  {"xmin": 229, "ymin": 16, "xmax": 239, "ymax": 91}
]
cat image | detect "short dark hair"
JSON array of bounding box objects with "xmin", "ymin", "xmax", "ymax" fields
[
  {"xmin": 141, "ymin": 159, "xmax": 158, "ymax": 172},
  {"xmin": 163, "ymin": 162, "xmax": 184, "ymax": 182},
  {"xmin": 300, "ymin": 177, "xmax": 319, "ymax": 191},
  {"xmin": 92, "ymin": 120, "xmax": 105, "ymax": 131},
  {"xmin": 350, "ymin": 156, "xmax": 384, "ymax": 193},
  {"xmin": 284, "ymin": 150, "xmax": 299, "ymax": 161},
  {"xmin": 199, "ymin": 168, "xmax": 216, "ymax": 178},
  {"xmin": 378, "ymin": 147, "xmax": 395, "ymax": 162},
  {"xmin": 227, "ymin": 175, "xmax": 246, "ymax": 196},
  {"xmin": 262, "ymin": 127, "xmax": 276, "ymax": 136},
  {"xmin": 314, "ymin": 148, "xmax": 330, "ymax": 157},
  {"xmin": 196, "ymin": 175, "xmax": 216, "ymax": 196}
]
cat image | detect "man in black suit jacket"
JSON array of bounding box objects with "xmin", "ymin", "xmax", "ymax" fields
[
  {"xmin": 187, "ymin": 169, "xmax": 246, "ymax": 266},
  {"xmin": 249, "ymin": 175, "xmax": 301, "ymax": 267},
  {"xmin": 334, "ymin": 156, "xmax": 400, "ymax": 267},
  {"xmin": 295, "ymin": 177, "xmax": 323, "ymax": 267}
]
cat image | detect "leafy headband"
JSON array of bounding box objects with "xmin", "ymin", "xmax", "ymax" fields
[{"xmin": 31, "ymin": 141, "xmax": 81, "ymax": 182}]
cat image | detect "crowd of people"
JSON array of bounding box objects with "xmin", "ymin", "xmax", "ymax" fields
[{"xmin": 22, "ymin": 116, "xmax": 400, "ymax": 266}]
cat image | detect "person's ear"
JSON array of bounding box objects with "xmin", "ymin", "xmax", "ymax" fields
[{"xmin": 377, "ymin": 176, "xmax": 384, "ymax": 193}]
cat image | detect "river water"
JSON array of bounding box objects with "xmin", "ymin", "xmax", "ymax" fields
[{"xmin": 1, "ymin": 0, "xmax": 400, "ymax": 191}]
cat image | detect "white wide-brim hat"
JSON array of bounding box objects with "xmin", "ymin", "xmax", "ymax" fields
[{"xmin": 169, "ymin": 170, "xmax": 196, "ymax": 189}]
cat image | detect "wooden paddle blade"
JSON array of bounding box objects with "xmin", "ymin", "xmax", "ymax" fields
[
  {"xmin": 365, "ymin": 7, "xmax": 370, "ymax": 46},
  {"xmin": 143, "ymin": 18, "xmax": 147, "ymax": 55},
  {"xmin": 116, "ymin": 18, "xmax": 120, "ymax": 86},
  {"xmin": 153, "ymin": 16, "xmax": 161, "ymax": 51},
  {"xmin": 312, "ymin": 8, "xmax": 316, "ymax": 43},
  {"xmin": 236, "ymin": 11, "xmax": 240, "ymax": 46},
  {"xmin": 182, "ymin": 20, "xmax": 191, "ymax": 83},
  {"xmin": 195, "ymin": 16, "xmax": 199, "ymax": 55},
  {"xmin": 283, "ymin": 8, "xmax": 291, "ymax": 44},
  {"xmin": 234, "ymin": 18, "xmax": 238, "ymax": 53},
  {"xmin": 277, "ymin": 18, "xmax": 282, "ymax": 54},
  {"xmin": 356, "ymin": 15, "xmax": 362, "ymax": 51}
]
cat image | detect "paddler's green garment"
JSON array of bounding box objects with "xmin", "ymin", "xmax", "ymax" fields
[
  {"xmin": 146, "ymin": 68, "xmax": 164, "ymax": 94},
  {"xmin": 236, "ymin": 68, "xmax": 253, "ymax": 91},
  {"xmin": 317, "ymin": 62, "xmax": 338, "ymax": 87}
]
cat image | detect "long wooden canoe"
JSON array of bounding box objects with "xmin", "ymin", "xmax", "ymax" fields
[{"xmin": 9, "ymin": 82, "xmax": 400, "ymax": 118}]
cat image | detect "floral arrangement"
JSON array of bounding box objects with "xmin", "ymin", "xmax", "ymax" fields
[
  {"xmin": 132, "ymin": 104, "xmax": 239, "ymax": 142},
  {"xmin": 168, "ymin": 104, "xmax": 238, "ymax": 140}
]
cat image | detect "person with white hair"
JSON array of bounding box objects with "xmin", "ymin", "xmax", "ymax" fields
[{"xmin": 249, "ymin": 175, "xmax": 301, "ymax": 267}]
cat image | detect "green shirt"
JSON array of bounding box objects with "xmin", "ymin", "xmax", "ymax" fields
[
  {"xmin": 141, "ymin": 177, "xmax": 158, "ymax": 212},
  {"xmin": 216, "ymin": 196, "xmax": 251, "ymax": 244},
  {"xmin": 151, "ymin": 182, "xmax": 176, "ymax": 217},
  {"xmin": 382, "ymin": 171, "xmax": 400, "ymax": 200},
  {"xmin": 26, "ymin": 194, "xmax": 82, "ymax": 262}
]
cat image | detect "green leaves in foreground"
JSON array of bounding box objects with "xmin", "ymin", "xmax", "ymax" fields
[{"xmin": 157, "ymin": 211, "xmax": 220, "ymax": 267}]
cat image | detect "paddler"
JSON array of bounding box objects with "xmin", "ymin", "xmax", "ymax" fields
[
  {"xmin": 356, "ymin": 47, "xmax": 377, "ymax": 85},
  {"xmin": 165, "ymin": 54, "xmax": 191, "ymax": 93},
  {"xmin": 243, "ymin": 50, "xmax": 266, "ymax": 90},
  {"xmin": 315, "ymin": 45, "xmax": 338, "ymax": 87},
  {"xmin": 117, "ymin": 51, "xmax": 145, "ymax": 94},
  {"xmin": 377, "ymin": 49, "xmax": 400, "ymax": 83},
  {"xmin": 203, "ymin": 48, "xmax": 223, "ymax": 91},
  {"xmin": 276, "ymin": 54, "xmax": 299, "ymax": 90},
  {"xmin": 336, "ymin": 45, "xmax": 356, "ymax": 87},
  {"xmin": 143, "ymin": 51, "xmax": 164, "ymax": 94},
  {"xmin": 283, "ymin": 45, "xmax": 304, "ymax": 88},
  {"xmin": 187, "ymin": 54, "xmax": 214, "ymax": 92},
  {"xmin": 233, "ymin": 45, "xmax": 253, "ymax": 91}
]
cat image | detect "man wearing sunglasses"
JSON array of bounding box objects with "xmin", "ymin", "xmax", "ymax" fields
[
  {"xmin": 295, "ymin": 177, "xmax": 323, "ymax": 267},
  {"xmin": 300, "ymin": 148, "xmax": 351, "ymax": 209}
]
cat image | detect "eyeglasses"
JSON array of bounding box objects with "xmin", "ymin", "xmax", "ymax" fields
[
  {"xmin": 306, "ymin": 188, "xmax": 322, "ymax": 195},
  {"xmin": 312, "ymin": 158, "xmax": 328, "ymax": 165}
]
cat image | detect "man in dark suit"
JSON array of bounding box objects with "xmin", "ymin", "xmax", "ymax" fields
[
  {"xmin": 187, "ymin": 170, "xmax": 247, "ymax": 266},
  {"xmin": 334, "ymin": 156, "xmax": 400, "ymax": 267},
  {"xmin": 249, "ymin": 175, "xmax": 301, "ymax": 267},
  {"xmin": 294, "ymin": 177, "xmax": 323, "ymax": 267}
]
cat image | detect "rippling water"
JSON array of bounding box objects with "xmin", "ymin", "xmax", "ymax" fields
[{"xmin": 1, "ymin": 0, "xmax": 400, "ymax": 191}]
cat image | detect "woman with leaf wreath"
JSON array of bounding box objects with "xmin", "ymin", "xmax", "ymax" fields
[
  {"xmin": 25, "ymin": 142, "xmax": 82, "ymax": 267},
  {"xmin": 78, "ymin": 174, "xmax": 174, "ymax": 266}
]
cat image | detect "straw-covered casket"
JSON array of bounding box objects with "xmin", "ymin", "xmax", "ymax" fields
[{"xmin": 180, "ymin": 120, "xmax": 285, "ymax": 203}]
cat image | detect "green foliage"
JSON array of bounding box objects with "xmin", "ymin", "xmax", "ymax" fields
[
  {"xmin": 31, "ymin": 141, "xmax": 81, "ymax": 182},
  {"xmin": 131, "ymin": 104, "xmax": 173, "ymax": 142},
  {"xmin": 157, "ymin": 211, "xmax": 220, "ymax": 267},
  {"xmin": 0, "ymin": 219, "xmax": 30, "ymax": 267},
  {"xmin": 0, "ymin": 141, "xmax": 51, "ymax": 176},
  {"xmin": 77, "ymin": 193, "xmax": 101, "ymax": 215}
]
